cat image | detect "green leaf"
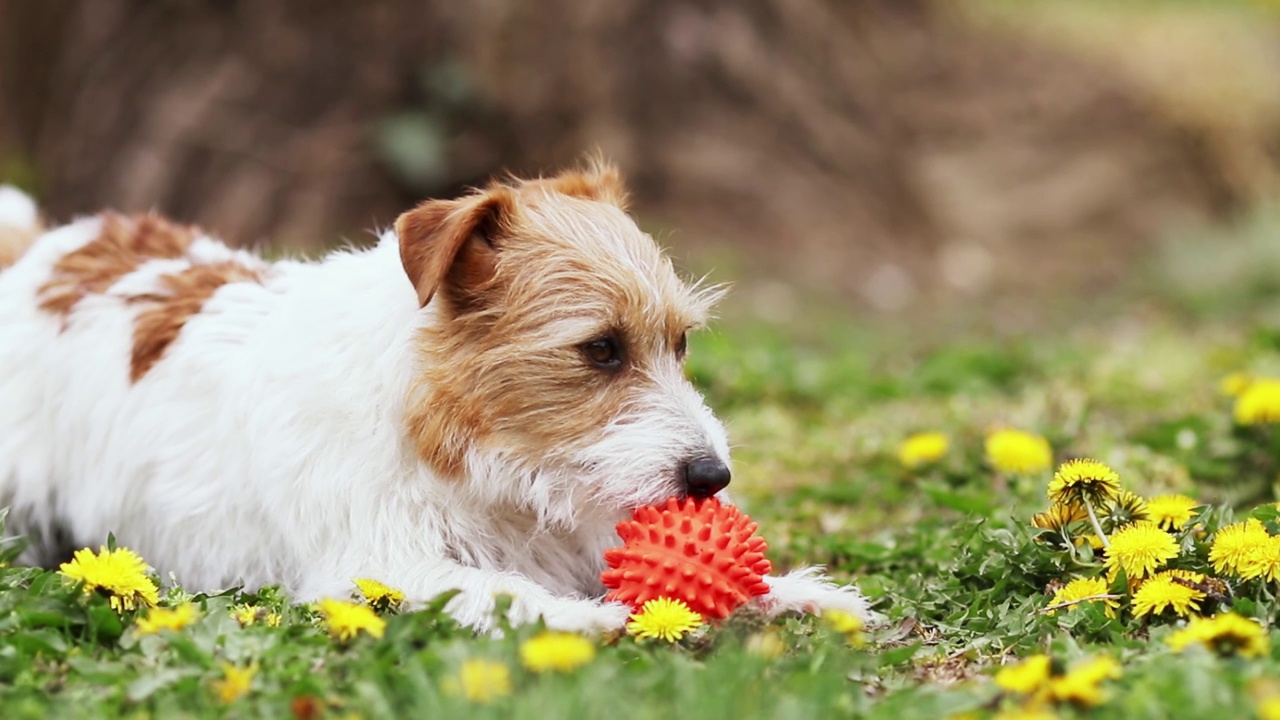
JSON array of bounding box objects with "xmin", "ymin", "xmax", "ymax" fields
[
  {"xmin": 7, "ymin": 628, "xmax": 68, "ymax": 657},
  {"xmin": 876, "ymin": 642, "xmax": 921, "ymax": 668},
  {"xmin": 922, "ymin": 486, "xmax": 996, "ymax": 515},
  {"xmin": 84, "ymin": 603, "xmax": 124, "ymax": 643}
]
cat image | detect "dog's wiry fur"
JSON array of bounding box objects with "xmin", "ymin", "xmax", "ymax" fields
[{"xmin": 0, "ymin": 163, "xmax": 873, "ymax": 632}]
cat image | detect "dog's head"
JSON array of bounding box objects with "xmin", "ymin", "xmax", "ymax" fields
[{"xmin": 396, "ymin": 161, "xmax": 730, "ymax": 526}]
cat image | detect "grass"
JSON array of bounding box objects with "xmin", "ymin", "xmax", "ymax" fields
[{"xmin": 5, "ymin": 216, "xmax": 1280, "ymax": 719}]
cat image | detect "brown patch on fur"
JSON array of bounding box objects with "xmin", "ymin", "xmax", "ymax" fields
[
  {"xmin": 32, "ymin": 210, "xmax": 262, "ymax": 382},
  {"xmin": 129, "ymin": 261, "xmax": 263, "ymax": 382},
  {"xmin": 403, "ymin": 166, "xmax": 718, "ymax": 479},
  {"xmin": 38, "ymin": 213, "xmax": 198, "ymax": 316}
]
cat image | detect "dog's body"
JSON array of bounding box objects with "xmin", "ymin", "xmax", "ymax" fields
[{"xmin": 0, "ymin": 166, "xmax": 872, "ymax": 631}]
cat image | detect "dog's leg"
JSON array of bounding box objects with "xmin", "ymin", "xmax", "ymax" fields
[
  {"xmin": 753, "ymin": 567, "xmax": 881, "ymax": 625},
  {"xmin": 392, "ymin": 562, "xmax": 631, "ymax": 634}
]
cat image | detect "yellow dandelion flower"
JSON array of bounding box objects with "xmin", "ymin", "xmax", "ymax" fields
[
  {"xmin": 1220, "ymin": 372, "xmax": 1253, "ymax": 397},
  {"xmin": 135, "ymin": 603, "xmax": 200, "ymax": 635},
  {"xmin": 1241, "ymin": 535, "xmax": 1280, "ymax": 582},
  {"xmin": 1260, "ymin": 696, "xmax": 1280, "ymax": 720},
  {"xmin": 1048, "ymin": 459, "xmax": 1121, "ymax": 508},
  {"xmin": 318, "ymin": 598, "xmax": 386, "ymax": 642},
  {"xmin": 824, "ymin": 608, "xmax": 864, "ymax": 634},
  {"xmin": 442, "ymin": 659, "xmax": 511, "ymax": 704},
  {"xmin": 1074, "ymin": 534, "xmax": 1106, "ymax": 551},
  {"xmin": 823, "ymin": 609, "xmax": 867, "ymax": 647},
  {"xmin": 212, "ymin": 663, "xmax": 256, "ymax": 704},
  {"xmin": 1209, "ymin": 519, "xmax": 1272, "ymax": 576},
  {"xmin": 59, "ymin": 546, "xmax": 160, "ymax": 613},
  {"xmin": 230, "ymin": 604, "xmax": 282, "ymax": 627},
  {"xmin": 1048, "ymin": 577, "xmax": 1119, "ymax": 618},
  {"xmin": 1106, "ymin": 489, "xmax": 1149, "ymax": 526},
  {"xmin": 1168, "ymin": 612, "xmax": 1270, "ymax": 659},
  {"xmin": 626, "ymin": 598, "xmax": 704, "ymax": 642},
  {"xmin": 1235, "ymin": 378, "xmax": 1280, "ymax": 425},
  {"xmin": 994, "ymin": 708, "xmax": 1060, "ymax": 720},
  {"xmin": 519, "ymin": 631, "xmax": 597, "ymax": 673},
  {"xmin": 1046, "ymin": 655, "xmax": 1121, "ymax": 707},
  {"xmin": 353, "ymin": 578, "xmax": 405, "ymax": 612},
  {"xmin": 1104, "ymin": 522, "xmax": 1179, "ymax": 581},
  {"xmin": 745, "ymin": 631, "xmax": 786, "ymax": 659},
  {"xmin": 986, "ymin": 429, "xmax": 1053, "ymax": 474},
  {"xmin": 897, "ymin": 432, "xmax": 950, "ymax": 468},
  {"xmin": 1146, "ymin": 495, "xmax": 1200, "ymax": 531},
  {"xmin": 1033, "ymin": 503, "xmax": 1087, "ymax": 534},
  {"xmin": 1131, "ymin": 570, "xmax": 1206, "ymax": 619},
  {"xmin": 994, "ymin": 654, "xmax": 1052, "ymax": 695}
]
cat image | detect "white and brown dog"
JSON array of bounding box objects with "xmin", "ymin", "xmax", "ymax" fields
[{"xmin": 0, "ymin": 163, "xmax": 872, "ymax": 632}]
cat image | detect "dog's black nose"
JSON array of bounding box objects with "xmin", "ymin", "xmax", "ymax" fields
[{"xmin": 684, "ymin": 457, "xmax": 731, "ymax": 498}]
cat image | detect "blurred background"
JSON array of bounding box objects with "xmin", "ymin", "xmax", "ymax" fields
[{"xmin": 2, "ymin": 0, "xmax": 1280, "ymax": 327}]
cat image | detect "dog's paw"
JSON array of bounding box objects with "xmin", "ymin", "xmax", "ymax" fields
[
  {"xmin": 513, "ymin": 596, "xmax": 632, "ymax": 635},
  {"xmin": 757, "ymin": 567, "xmax": 882, "ymax": 626}
]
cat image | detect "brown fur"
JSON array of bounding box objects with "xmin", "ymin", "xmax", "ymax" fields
[
  {"xmin": 129, "ymin": 262, "xmax": 263, "ymax": 382},
  {"xmin": 526, "ymin": 163, "xmax": 629, "ymax": 209},
  {"xmin": 38, "ymin": 213, "xmax": 198, "ymax": 316},
  {"xmin": 398, "ymin": 162, "xmax": 721, "ymax": 478},
  {"xmin": 33, "ymin": 210, "xmax": 264, "ymax": 382}
]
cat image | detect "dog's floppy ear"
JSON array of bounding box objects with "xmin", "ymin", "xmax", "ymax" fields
[{"xmin": 395, "ymin": 186, "xmax": 515, "ymax": 309}]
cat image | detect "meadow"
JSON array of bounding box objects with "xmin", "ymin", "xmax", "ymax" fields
[{"xmin": 4, "ymin": 216, "xmax": 1280, "ymax": 719}]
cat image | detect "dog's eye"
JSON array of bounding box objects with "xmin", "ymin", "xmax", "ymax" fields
[
  {"xmin": 581, "ymin": 337, "xmax": 623, "ymax": 370},
  {"xmin": 675, "ymin": 332, "xmax": 688, "ymax": 359}
]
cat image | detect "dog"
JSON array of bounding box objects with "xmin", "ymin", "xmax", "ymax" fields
[{"xmin": 0, "ymin": 163, "xmax": 873, "ymax": 632}]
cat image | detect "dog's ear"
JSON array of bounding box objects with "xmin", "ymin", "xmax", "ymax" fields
[{"xmin": 395, "ymin": 186, "xmax": 515, "ymax": 309}]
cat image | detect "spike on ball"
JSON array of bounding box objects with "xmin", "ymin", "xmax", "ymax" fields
[{"xmin": 601, "ymin": 497, "xmax": 772, "ymax": 619}]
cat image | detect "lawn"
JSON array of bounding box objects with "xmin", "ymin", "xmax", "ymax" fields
[{"xmin": 4, "ymin": 217, "xmax": 1280, "ymax": 719}]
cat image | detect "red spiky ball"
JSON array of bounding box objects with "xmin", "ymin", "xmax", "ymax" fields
[{"xmin": 601, "ymin": 497, "xmax": 772, "ymax": 620}]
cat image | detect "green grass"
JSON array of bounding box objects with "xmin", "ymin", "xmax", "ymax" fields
[{"xmin": 6, "ymin": 216, "xmax": 1280, "ymax": 718}]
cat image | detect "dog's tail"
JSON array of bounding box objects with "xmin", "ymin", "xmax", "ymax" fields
[{"xmin": 0, "ymin": 185, "xmax": 42, "ymax": 270}]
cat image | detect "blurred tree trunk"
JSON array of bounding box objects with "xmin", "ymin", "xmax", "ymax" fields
[
  {"xmin": 0, "ymin": 0, "xmax": 451, "ymax": 250},
  {"xmin": 0, "ymin": 0, "xmax": 1241, "ymax": 298}
]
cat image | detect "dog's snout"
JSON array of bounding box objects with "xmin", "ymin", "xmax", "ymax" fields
[{"xmin": 683, "ymin": 457, "xmax": 730, "ymax": 498}]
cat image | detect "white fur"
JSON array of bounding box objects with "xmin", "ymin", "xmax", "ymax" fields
[
  {"xmin": 0, "ymin": 187, "xmax": 874, "ymax": 633},
  {"xmin": 0, "ymin": 185, "xmax": 37, "ymax": 229}
]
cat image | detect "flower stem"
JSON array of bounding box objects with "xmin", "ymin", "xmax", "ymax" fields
[{"xmin": 1083, "ymin": 497, "xmax": 1111, "ymax": 549}]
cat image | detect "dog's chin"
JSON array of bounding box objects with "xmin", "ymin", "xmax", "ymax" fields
[
  {"xmin": 576, "ymin": 469, "xmax": 685, "ymax": 517},
  {"xmin": 621, "ymin": 483, "xmax": 688, "ymax": 513},
  {"xmin": 578, "ymin": 477, "xmax": 677, "ymax": 516}
]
